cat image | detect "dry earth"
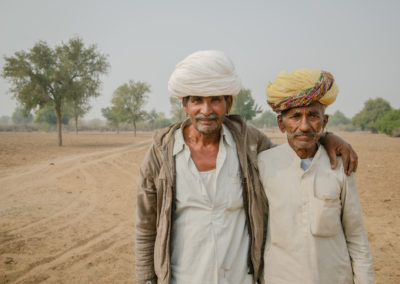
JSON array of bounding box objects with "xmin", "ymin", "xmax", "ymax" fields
[{"xmin": 0, "ymin": 130, "xmax": 399, "ymax": 283}]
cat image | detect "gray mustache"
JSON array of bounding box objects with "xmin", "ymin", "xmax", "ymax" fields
[
  {"xmin": 195, "ymin": 113, "xmax": 219, "ymax": 121},
  {"xmin": 287, "ymin": 131, "xmax": 319, "ymax": 139}
]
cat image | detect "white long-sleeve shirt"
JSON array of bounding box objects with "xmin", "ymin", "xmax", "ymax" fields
[
  {"xmin": 258, "ymin": 143, "xmax": 374, "ymax": 284},
  {"xmin": 170, "ymin": 125, "xmax": 252, "ymax": 284}
]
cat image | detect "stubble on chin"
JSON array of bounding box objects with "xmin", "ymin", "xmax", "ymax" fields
[{"xmin": 194, "ymin": 124, "xmax": 219, "ymax": 135}]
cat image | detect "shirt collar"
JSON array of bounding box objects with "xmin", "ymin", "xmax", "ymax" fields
[
  {"xmin": 221, "ymin": 124, "xmax": 235, "ymax": 148},
  {"xmin": 285, "ymin": 142, "xmax": 323, "ymax": 171},
  {"xmin": 173, "ymin": 123, "xmax": 234, "ymax": 156}
]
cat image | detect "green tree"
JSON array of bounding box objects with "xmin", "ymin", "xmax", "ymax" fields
[
  {"xmin": 153, "ymin": 116, "xmax": 172, "ymax": 129},
  {"xmin": 64, "ymin": 82, "xmax": 92, "ymax": 135},
  {"xmin": 2, "ymin": 37, "xmax": 109, "ymax": 146},
  {"xmin": 249, "ymin": 110, "xmax": 277, "ymax": 128},
  {"xmin": 145, "ymin": 109, "xmax": 172, "ymax": 130},
  {"xmin": 327, "ymin": 110, "xmax": 351, "ymax": 127},
  {"xmin": 170, "ymin": 97, "xmax": 185, "ymax": 122},
  {"xmin": 146, "ymin": 109, "xmax": 160, "ymax": 129},
  {"xmin": 101, "ymin": 106, "xmax": 122, "ymax": 133},
  {"xmin": 352, "ymin": 98, "xmax": 392, "ymax": 133},
  {"xmin": 61, "ymin": 38, "xmax": 108, "ymax": 134},
  {"xmin": 375, "ymin": 109, "xmax": 400, "ymax": 136},
  {"xmin": 66, "ymin": 97, "xmax": 90, "ymax": 134},
  {"xmin": 35, "ymin": 105, "xmax": 71, "ymax": 127},
  {"xmin": 230, "ymin": 88, "xmax": 262, "ymax": 121},
  {"xmin": 111, "ymin": 80, "xmax": 151, "ymax": 136},
  {"xmin": 11, "ymin": 106, "xmax": 33, "ymax": 124}
]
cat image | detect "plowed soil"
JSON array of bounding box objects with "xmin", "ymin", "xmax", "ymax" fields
[{"xmin": 0, "ymin": 130, "xmax": 399, "ymax": 283}]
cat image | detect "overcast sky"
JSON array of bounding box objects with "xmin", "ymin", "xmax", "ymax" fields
[{"xmin": 1, "ymin": 0, "xmax": 399, "ymax": 120}]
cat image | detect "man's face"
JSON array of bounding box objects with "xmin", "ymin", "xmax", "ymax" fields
[
  {"xmin": 183, "ymin": 96, "xmax": 232, "ymax": 135},
  {"xmin": 278, "ymin": 102, "xmax": 328, "ymax": 151}
]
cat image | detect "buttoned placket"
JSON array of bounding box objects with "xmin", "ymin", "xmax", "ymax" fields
[
  {"xmin": 171, "ymin": 125, "xmax": 250, "ymax": 284},
  {"xmin": 294, "ymin": 147, "xmax": 322, "ymax": 284},
  {"xmin": 180, "ymin": 129, "xmax": 229, "ymax": 280}
]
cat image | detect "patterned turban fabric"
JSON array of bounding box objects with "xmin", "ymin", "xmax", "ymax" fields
[
  {"xmin": 266, "ymin": 69, "xmax": 339, "ymax": 113},
  {"xmin": 168, "ymin": 50, "xmax": 242, "ymax": 98}
]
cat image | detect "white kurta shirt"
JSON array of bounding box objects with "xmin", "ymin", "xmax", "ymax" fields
[
  {"xmin": 171, "ymin": 125, "xmax": 252, "ymax": 284},
  {"xmin": 258, "ymin": 143, "xmax": 374, "ymax": 284}
]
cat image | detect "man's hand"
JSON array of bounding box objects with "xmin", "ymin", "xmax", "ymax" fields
[{"xmin": 321, "ymin": 132, "xmax": 358, "ymax": 175}]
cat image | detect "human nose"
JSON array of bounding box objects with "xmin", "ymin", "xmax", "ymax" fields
[
  {"xmin": 299, "ymin": 116, "xmax": 311, "ymax": 132},
  {"xmin": 200, "ymin": 101, "xmax": 213, "ymax": 115}
]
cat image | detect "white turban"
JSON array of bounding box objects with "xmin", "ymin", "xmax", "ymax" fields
[{"xmin": 168, "ymin": 50, "xmax": 242, "ymax": 98}]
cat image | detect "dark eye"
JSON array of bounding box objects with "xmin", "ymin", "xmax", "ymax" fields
[{"xmin": 211, "ymin": 97, "xmax": 222, "ymax": 102}]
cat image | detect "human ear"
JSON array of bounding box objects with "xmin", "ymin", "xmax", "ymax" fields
[
  {"xmin": 323, "ymin": 114, "xmax": 329, "ymax": 129},
  {"xmin": 277, "ymin": 115, "xmax": 286, "ymax": 133},
  {"xmin": 226, "ymin": 96, "xmax": 233, "ymax": 114}
]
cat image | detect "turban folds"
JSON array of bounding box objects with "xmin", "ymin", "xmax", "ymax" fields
[
  {"xmin": 168, "ymin": 50, "xmax": 242, "ymax": 98},
  {"xmin": 266, "ymin": 69, "xmax": 339, "ymax": 113}
]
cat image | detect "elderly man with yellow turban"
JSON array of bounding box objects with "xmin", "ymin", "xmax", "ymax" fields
[
  {"xmin": 258, "ymin": 69, "xmax": 374, "ymax": 283},
  {"xmin": 135, "ymin": 51, "xmax": 358, "ymax": 284}
]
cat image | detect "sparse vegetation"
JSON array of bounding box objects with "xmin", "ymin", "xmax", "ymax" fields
[
  {"xmin": 352, "ymin": 98, "xmax": 392, "ymax": 133},
  {"xmin": 2, "ymin": 37, "xmax": 109, "ymax": 145},
  {"xmin": 110, "ymin": 80, "xmax": 151, "ymax": 136},
  {"xmin": 230, "ymin": 88, "xmax": 262, "ymax": 121},
  {"xmin": 249, "ymin": 110, "xmax": 277, "ymax": 128},
  {"xmin": 375, "ymin": 109, "xmax": 400, "ymax": 137}
]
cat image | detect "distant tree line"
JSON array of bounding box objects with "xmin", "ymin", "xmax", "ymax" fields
[
  {"xmin": 2, "ymin": 38, "xmax": 400, "ymax": 144},
  {"xmin": 325, "ymin": 98, "xmax": 400, "ymax": 137}
]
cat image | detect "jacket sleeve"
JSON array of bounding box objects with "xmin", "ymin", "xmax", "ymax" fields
[
  {"xmin": 135, "ymin": 144, "xmax": 159, "ymax": 284},
  {"xmin": 341, "ymin": 173, "xmax": 374, "ymax": 284},
  {"xmin": 247, "ymin": 125, "xmax": 276, "ymax": 154}
]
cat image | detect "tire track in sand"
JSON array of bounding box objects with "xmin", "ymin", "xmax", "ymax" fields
[
  {"xmin": 1, "ymin": 139, "xmax": 150, "ymax": 283},
  {"xmin": 0, "ymin": 140, "xmax": 150, "ymax": 200}
]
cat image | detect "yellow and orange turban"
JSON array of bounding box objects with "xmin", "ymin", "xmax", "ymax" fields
[{"xmin": 266, "ymin": 69, "xmax": 339, "ymax": 113}]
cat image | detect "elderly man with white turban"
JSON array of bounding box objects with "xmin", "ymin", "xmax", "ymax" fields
[
  {"xmin": 258, "ymin": 69, "xmax": 374, "ymax": 283},
  {"xmin": 135, "ymin": 51, "xmax": 358, "ymax": 284}
]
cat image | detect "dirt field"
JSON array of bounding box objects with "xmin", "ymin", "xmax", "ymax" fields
[{"xmin": 0, "ymin": 130, "xmax": 399, "ymax": 283}]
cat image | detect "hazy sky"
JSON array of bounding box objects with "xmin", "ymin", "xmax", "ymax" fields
[{"xmin": 1, "ymin": 0, "xmax": 399, "ymax": 120}]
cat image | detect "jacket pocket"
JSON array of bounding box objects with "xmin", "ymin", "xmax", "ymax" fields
[{"xmin": 310, "ymin": 182, "xmax": 341, "ymax": 237}]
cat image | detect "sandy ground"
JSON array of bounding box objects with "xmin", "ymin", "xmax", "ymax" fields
[{"xmin": 0, "ymin": 130, "xmax": 399, "ymax": 283}]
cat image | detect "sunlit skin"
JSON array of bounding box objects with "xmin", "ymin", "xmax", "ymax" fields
[
  {"xmin": 182, "ymin": 95, "xmax": 233, "ymax": 171},
  {"xmin": 278, "ymin": 102, "xmax": 328, "ymax": 159}
]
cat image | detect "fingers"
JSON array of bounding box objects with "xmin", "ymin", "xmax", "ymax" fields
[
  {"xmin": 346, "ymin": 144, "xmax": 358, "ymax": 175},
  {"xmin": 341, "ymin": 145, "xmax": 350, "ymax": 175},
  {"xmin": 327, "ymin": 148, "xmax": 338, "ymax": 170}
]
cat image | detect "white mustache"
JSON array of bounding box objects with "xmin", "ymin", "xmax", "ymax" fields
[
  {"xmin": 195, "ymin": 113, "xmax": 219, "ymax": 120},
  {"xmin": 287, "ymin": 130, "xmax": 323, "ymax": 139}
]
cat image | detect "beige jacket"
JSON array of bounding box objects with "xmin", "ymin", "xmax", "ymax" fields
[{"xmin": 135, "ymin": 115, "xmax": 274, "ymax": 284}]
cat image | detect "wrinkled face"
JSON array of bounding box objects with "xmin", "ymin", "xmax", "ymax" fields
[
  {"xmin": 183, "ymin": 96, "xmax": 232, "ymax": 135},
  {"xmin": 278, "ymin": 102, "xmax": 328, "ymax": 151}
]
